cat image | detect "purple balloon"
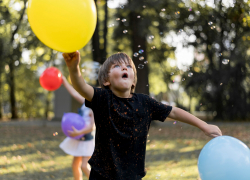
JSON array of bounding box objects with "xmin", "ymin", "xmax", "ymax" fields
[{"xmin": 61, "ymin": 113, "xmax": 86, "ymax": 139}]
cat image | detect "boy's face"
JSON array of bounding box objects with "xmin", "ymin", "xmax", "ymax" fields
[{"xmin": 103, "ymin": 61, "xmax": 135, "ymax": 92}]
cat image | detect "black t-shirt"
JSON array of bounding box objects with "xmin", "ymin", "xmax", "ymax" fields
[{"xmin": 86, "ymin": 88, "xmax": 172, "ymax": 180}]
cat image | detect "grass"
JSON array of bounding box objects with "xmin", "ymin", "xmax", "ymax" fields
[{"xmin": 0, "ymin": 121, "xmax": 249, "ymax": 180}]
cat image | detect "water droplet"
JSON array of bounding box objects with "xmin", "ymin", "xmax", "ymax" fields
[
  {"xmin": 211, "ymin": 25, "xmax": 216, "ymax": 29},
  {"xmin": 175, "ymin": 11, "xmax": 180, "ymax": 15},
  {"xmin": 143, "ymin": 5, "xmax": 146, "ymax": 8},
  {"xmin": 137, "ymin": 15, "xmax": 141, "ymax": 18},
  {"xmin": 108, "ymin": 24, "xmax": 114, "ymax": 28},
  {"xmin": 138, "ymin": 45, "xmax": 141, "ymax": 48},
  {"xmin": 123, "ymin": 30, "xmax": 128, "ymax": 34},
  {"xmin": 222, "ymin": 59, "xmax": 229, "ymax": 64},
  {"xmin": 116, "ymin": 18, "xmax": 120, "ymax": 21},
  {"xmin": 161, "ymin": 8, "xmax": 165, "ymax": 11},
  {"xmin": 133, "ymin": 52, "xmax": 139, "ymax": 57},
  {"xmin": 170, "ymin": 72, "xmax": 174, "ymax": 75},
  {"xmin": 158, "ymin": 128, "xmax": 162, "ymax": 131},
  {"xmin": 156, "ymin": 174, "xmax": 161, "ymax": 179},
  {"xmin": 173, "ymin": 121, "xmax": 176, "ymax": 124},
  {"xmin": 208, "ymin": 21, "xmax": 213, "ymax": 25},
  {"xmin": 139, "ymin": 56, "xmax": 144, "ymax": 61},
  {"xmin": 188, "ymin": 72, "xmax": 193, "ymax": 77},
  {"xmin": 120, "ymin": 5, "xmax": 124, "ymax": 9},
  {"xmin": 138, "ymin": 64, "xmax": 144, "ymax": 69},
  {"xmin": 151, "ymin": 46, "xmax": 156, "ymax": 49},
  {"xmin": 220, "ymin": 83, "xmax": 223, "ymax": 85},
  {"xmin": 178, "ymin": 29, "xmax": 184, "ymax": 33},
  {"xmin": 148, "ymin": 35, "xmax": 154, "ymax": 40},
  {"xmin": 121, "ymin": 18, "xmax": 126, "ymax": 22},
  {"xmin": 144, "ymin": 61, "xmax": 148, "ymax": 64},
  {"xmin": 53, "ymin": 132, "xmax": 58, "ymax": 136},
  {"xmin": 138, "ymin": 49, "xmax": 144, "ymax": 54},
  {"xmin": 219, "ymin": 53, "xmax": 223, "ymax": 56},
  {"xmin": 182, "ymin": 78, "xmax": 185, "ymax": 81},
  {"xmin": 188, "ymin": 8, "xmax": 192, "ymax": 11},
  {"xmin": 14, "ymin": 61, "xmax": 19, "ymax": 66},
  {"xmin": 146, "ymin": 84, "xmax": 149, "ymax": 87},
  {"xmin": 195, "ymin": 11, "xmax": 200, "ymax": 15}
]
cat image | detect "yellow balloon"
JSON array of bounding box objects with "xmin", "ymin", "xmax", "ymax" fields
[{"xmin": 27, "ymin": 0, "xmax": 97, "ymax": 52}]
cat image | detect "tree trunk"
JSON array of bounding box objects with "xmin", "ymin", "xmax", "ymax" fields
[
  {"xmin": 130, "ymin": 11, "xmax": 149, "ymax": 95},
  {"xmin": 214, "ymin": 0, "xmax": 224, "ymax": 120},
  {"xmin": 92, "ymin": 0, "xmax": 102, "ymax": 63},
  {"xmin": 7, "ymin": 0, "xmax": 27, "ymax": 120},
  {"xmin": 8, "ymin": 60, "xmax": 18, "ymax": 119},
  {"xmin": 45, "ymin": 91, "xmax": 52, "ymax": 120},
  {"xmin": 102, "ymin": 0, "xmax": 108, "ymax": 63},
  {"xmin": 0, "ymin": 73, "xmax": 2, "ymax": 119}
]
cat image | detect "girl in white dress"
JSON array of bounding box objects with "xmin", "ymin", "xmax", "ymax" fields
[{"xmin": 59, "ymin": 76, "xmax": 95, "ymax": 180}]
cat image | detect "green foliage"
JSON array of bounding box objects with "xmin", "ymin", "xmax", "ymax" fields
[{"xmin": 174, "ymin": 0, "xmax": 250, "ymax": 120}]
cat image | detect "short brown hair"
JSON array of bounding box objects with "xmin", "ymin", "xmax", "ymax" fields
[{"xmin": 98, "ymin": 52, "xmax": 137, "ymax": 93}]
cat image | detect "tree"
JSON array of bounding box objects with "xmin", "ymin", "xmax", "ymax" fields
[
  {"xmin": 175, "ymin": 0, "xmax": 250, "ymax": 120},
  {"xmin": 113, "ymin": 0, "xmax": 179, "ymax": 94}
]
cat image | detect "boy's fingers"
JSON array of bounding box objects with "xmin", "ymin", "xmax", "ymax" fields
[
  {"xmin": 62, "ymin": 53, "xmax": 66, "ymax": 59},
  {"xmin": 71, "ymin": 126, "xmax": 77, "ymax": 131},
  {"xmin": 62, "ymin": 53, "xmax": 70, "ymax": 60},
  {"xmin": 68, "ymin": 52, "xmax": 75, "ymax": 58}
]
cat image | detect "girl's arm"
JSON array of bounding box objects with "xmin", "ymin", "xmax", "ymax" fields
[
  {"xmin": 168, "ymin": 107, "xmax": 222, "ymax": 137},
  {"xmin": 63, "ymin": 51, "xmax": 94, "ymax": 102},
  {"xmin": 62, "ymin": 76, "xmax": 85, "ymax": 104},
  {"xmin": 68, "ymin": 110, "xmax": 95, "ymax": 137}
]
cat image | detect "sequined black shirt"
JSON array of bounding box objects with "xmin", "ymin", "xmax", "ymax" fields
[{"xmin": 86, "ymin": 88, "xmax": 172, "ymax": 180}]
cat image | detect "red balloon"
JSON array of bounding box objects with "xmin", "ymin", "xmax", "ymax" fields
[{"xmin": 40, "ymin": 67, "xmax": 62, "ymax": 91}]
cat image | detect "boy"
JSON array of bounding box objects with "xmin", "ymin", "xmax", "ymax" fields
[{"xmin": 63, "ymin": 51, "xmax": 222, "ymax": 180}]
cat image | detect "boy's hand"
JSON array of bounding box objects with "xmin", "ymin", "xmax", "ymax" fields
[
  {"xmin": 67, "ymin": 126, "xmax": 82, "ymax": 137},
  {"xmin": 62, "ymin": 51, "xmax": 80, "ymax": 70},
  {"xmin": 202, "ymin": 124, "xmax": 222, "ymax": 138}
]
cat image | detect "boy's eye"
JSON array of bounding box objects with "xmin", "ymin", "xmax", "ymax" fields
[
  {"xmin": 114, "ymin": 65, "xmax": 120, "ymax": 68},
  {"xmin": 127, "ymin": 65, "xmax": 132, "ymax": 68}
]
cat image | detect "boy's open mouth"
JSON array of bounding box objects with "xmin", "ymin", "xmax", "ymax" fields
[{"xmin": 122, "ymin": 73, "xmax": 128, "ymax": 78}]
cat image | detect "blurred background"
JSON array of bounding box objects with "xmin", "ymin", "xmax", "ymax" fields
[{"xmin": 1, "ymin": 0, "xmax": 250, "ymax": 122}]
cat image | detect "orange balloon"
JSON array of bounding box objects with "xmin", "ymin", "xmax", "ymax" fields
[{"xmin": 40, "ymin": 67, "xmax": 62, "ymax": 91}]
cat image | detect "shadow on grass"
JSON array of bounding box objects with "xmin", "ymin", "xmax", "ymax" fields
[{"xmin": 1, "ymin": 167, "xmax": 72, "ymax": 180}]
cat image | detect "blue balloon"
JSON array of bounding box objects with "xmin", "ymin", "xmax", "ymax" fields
[
  {"xmin": 198, "ymin": 136, "xmax": 250, "ymax": 180},
  {"xmin": 61, "ymin": 113, "xmax": 86, "ymax": 140}
]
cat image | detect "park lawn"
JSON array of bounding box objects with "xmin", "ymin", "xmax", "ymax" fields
[{"xmin": 0, "ymin": 121, "xmax": 249, "ymax": 180}]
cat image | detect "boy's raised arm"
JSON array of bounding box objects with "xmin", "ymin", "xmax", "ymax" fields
[
  {"xmin": 62, "ymin": 51, "xmax": 94, "ymax": 102},
  {"xmin": 168, "ymin": 107, "xmax": 222, "ymax": 138}
]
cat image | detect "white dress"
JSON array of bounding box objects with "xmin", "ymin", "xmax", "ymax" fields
[{"xmin": 59, "ymin": 104, "xmax": 95, "ymax": 157}]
